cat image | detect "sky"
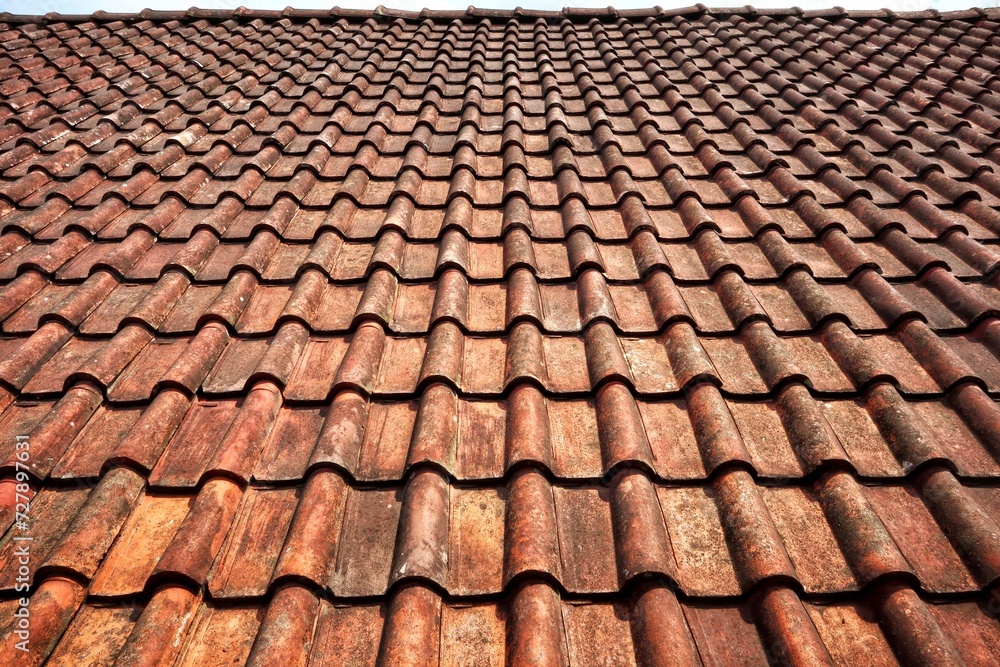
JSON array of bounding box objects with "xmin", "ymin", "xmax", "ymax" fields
[{"xmin": 0, "ymin": 0, "xmax": 989, "ymax": 16}]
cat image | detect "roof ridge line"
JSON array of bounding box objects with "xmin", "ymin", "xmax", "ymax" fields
[{"xmin": 0, "ymin": 5, "xmax": 995, "ymax": 25}]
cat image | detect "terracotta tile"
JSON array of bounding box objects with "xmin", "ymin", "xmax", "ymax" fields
[
  {"xmin": 553, "ymin": 486, "xmax": 618, "ymax": 593},
  {"xmin": 172, "ymin": 603, "xmax": 264, "ymax": 667},
  {"xmin": 108, "ymin": 338, "xmax": 188, "ymax": 401},
  {"xmin": 149, "ymin": 398, "xmax": 240, "ymax": 487},
  {"xmin": 208, "ymin": 381, "xmax": 285, "ymax": 482},
  {"xmin": 467, "ymin": 283, "xmax": 506, "ymax": 333},
  {"xmin": 3, "ymin": 284, "xmax": 77, "ymax": 333},
  {"xmin": 806, "ymin": 601, "xmax": 898, "ymax": 667},
  {"xmin": 40, "ymin": 467, "xmax": 144, "ymax": 579},
  {"xmin": 308, "ymin": 600, "xmax": 384, "ymax": 666},
  {"xmin": 0, "ymin": 484, "xmax": 92, "ymax": 590},
  {"xmin": 564, "ymin": 602, "xmax": 636, "ymax": 666},
  {"xmin": 347, "ymin": 400, "xmax": 413, "ymax": 480},
  {"xmin": 865, "ymin": 335, "xmax": 942, "ymax": 394},
  {"xmin": 866, "ymin": 485, "xmax": 978, "ymax": 592},
  {"xmin": 202, "ymin": 338, "xmax": 271, "ymax": 395},
  {"xmin": 728, "ymin": 401, "xmax": 804, "ymax": 478},
  {"xmin": 684, "ymin": 603, "xmax": 772, "ymax": 664},
  {"xmin": 377, "ymin": 584, "xmax": 442, "ymax": 665},
  {"xmin": 160, "ymin": 285, "xmax": 223, "ymax": 334},
  {"xmin": 208, "ymin": 487, "xmax": 299, "ymax": 598},
  {"xmin": 622, "ymin": 337, "xmax": 677, "ymax": 393},
  {"xmin": 636, "ymin": 399, "xmax": 706, "ymax": 479},
  {"xmin": 785, "ymin": 335, "xmax": 855, "ymax": 393},
  {"xmin": 440, "ymin": 603, "xmax": 505, "ymax": 667},
  {"xmin": 1, "ymin": 10, "xmax": 1000, "ymax": 665},
  {"xmin": 657, "ymin": 485, "xmax": 742, "ymax": 597},
  {"xmin": 244, "ymin": 584, "xmax": 318, "ymax": 667},
  {"xmin": 52, "ymin": 404, "xmax": 143, "ymax": 478},
  {"xmin": 235, "ymin": 284, "xmax": 294, "ymax": 335},
  {"xmin": 0, "ymin": 577, "xmax": 86, "ymax": 667},
  {"xmin": 368, "ymin": 336, "xmax": 421, "ymax": 394},
  {"xmin": 330, "ymin": 487, "xmax": 401, "ymax": 597},
  {"xmin": 446, "ymin": 487, "xmax": 504, "ymax": 595},
  {"xmin": 393, "ymin": 283, "xmax": 435, "ymax": 332},
  {"xmin": 270, "ymin": 469, "xmax": 348, "ymax": 587},
  {"xmin": 390, "ymin": 469, "xmax": 450, "ymax": 587},
  {"xmin": 761, "ymin": 486, "xmax": 857, "ymax": 592},
  {"xmin": 252, "ymin": 406, "xmax": 326, "ymax": 481},
  {"xmin": 462, "ymin": 337, "xmax": 506, "ymax": 394},
  {"xmin": 821, "ymin": 399, "xmax": 905, "ymax": 476},
  {"xmin": 548, "ymin": 398, "xmax": 603, "ymax": 478},
  {"xmin": 21, "ymin": 337, "xmax": 104, "ymax": 394},
  {"xmin": 90, "ymin": 490, "xmax": 194, "ymax": 596},
  {"xmin": 456, "ymin": 399, "xmax": 504, "ymax": 479},
  {"xmin": 284, "ymin": 337, "xmax": 350, "ymax": 401},
  {"xmin": 541, "ymin": 336, "xmax": 590, "ymax": 393},
  {"xmin": 152, "ymin": 478, "xmax": 243, "ymax": 585},
  {"xmin": 701, "ymin": 338, "xmax": 768, "ymax": 395},
  {"xmin": 945, "ymin": 334, "xmax": 1000, "ymax": 392},
  {"xmin": 929, "ymin": 601, "xmax": 1000, "ymax": 665},
  {"xmin": 111, "ymin": 389, "xmax": 192, "ymax": 472},
  {"xmin": 539, "ymin": 283, "xmax": 580, "ymax": 331},
  {"xmin": 46, "ymin": 603, "xmax": 140, "ymax": 667},
  {"xmin": 0, "ymin": 400, "xmax": 53, "ymax": 464},
  {"xmin": 912, "ymin": 400, "xmax": 1000, "ymax": 477}
]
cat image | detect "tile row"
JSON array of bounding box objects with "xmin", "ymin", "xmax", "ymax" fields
[
  {"xmin": 8, "ymin": 122, "xmax": 988, "ymax": 178},
  {"xmin": 15, "ymin": 169, "xmax": 938, "ymax": 211},
  {"xmin": 0, "ymin": 224, "xmax": 994, "ymax": 285},
  {"xmin": 4, "ymin": 318, "xmax": 1000, "ymax": 402},
  {"xmin": 675, "ymin": 14, "xmax": 1000, "ymax": 145},
  {"xmin": 4, "ymin": 114, "xmax": 996, "ymax": 191},
  {"xmin": 3, "ymin": 381, "xmax": 1000, "ymax": 485},
  {"xmin": 8, "ymin": 194, "xmax": 999, "ymax": 243},
  {"xmin": 5, "ymin": 80, "xmax": 988, "ymax": 159},
  {"xmin": 4, "ymin": 578, "xmax": 998, "ymax": 667},
  {"xmin": 2, "ymin": 465, "xmax": 999, "ymax": 599},
  {"xmin": 4, "ymin": 265, "xmax": 1000, "ymax": 337}
]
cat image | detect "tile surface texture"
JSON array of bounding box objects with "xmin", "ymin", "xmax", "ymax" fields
[{"xmin": 0, "ymin": 4, "xmax": 999, "ymax": 665}]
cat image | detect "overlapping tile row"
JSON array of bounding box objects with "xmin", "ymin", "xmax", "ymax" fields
[
  {"xmin": 2, "ymin": 466, "xmax": 999, "ymax": 598},
  {"xmin": 5, "ymin": 321, "xmax": 1000, "ymax": 398},
  {"xmin": 4, "ymin": 579, "xmax": 999, "ymax": 667},
  {"xmin": 0, "ymin": 231, "xmax": 991, "ymax": 285},
  {"xmin": 4, "ymin": 390, "xmax": 1000, "ymax": 483},
  {"xmin": 2, "ymin": 5, "xmax": 1000, "ymax": 666},
  {"xmin": 0, "ymin": 233, "xmax": 998, "ymax": 332},
  {"xmin": 1, "ymin": 465, "xmax": 999, "ymax": 664},
  {"xmin": 4, "ymin": 309, "xmax": 1000, "ymax": 484}
]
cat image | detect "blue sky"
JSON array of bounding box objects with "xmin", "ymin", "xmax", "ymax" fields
[{"xmin": 0, "ymin": 0, "xmax": 983, "ymax": 17}]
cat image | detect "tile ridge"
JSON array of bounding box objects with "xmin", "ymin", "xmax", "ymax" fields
[{"xmin": 0, "ymin": 6, "xmax": 993, "ymax": 25}]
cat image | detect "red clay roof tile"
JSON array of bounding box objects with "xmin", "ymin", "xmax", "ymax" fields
[{"xmin": 2, "ymin": 5, "xmax": 1000, "ymax": 665}]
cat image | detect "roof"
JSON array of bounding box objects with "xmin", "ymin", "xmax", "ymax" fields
[{"xmin": 0, "ymin": 4, "xmax": 999, "ymax": 665}]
